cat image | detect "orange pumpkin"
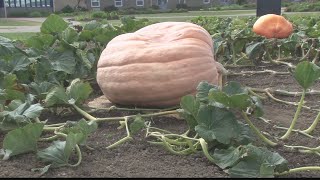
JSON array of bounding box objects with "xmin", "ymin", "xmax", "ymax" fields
[
  {"xmin": 96, "ymin": 22, "xmax": 222, "ymax": 107},
  {"xmin": 253, "ymin": 14, "xmax": 293, "ymax": 39}
]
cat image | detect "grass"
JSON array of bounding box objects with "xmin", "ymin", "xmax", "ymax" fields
[
  {"xmin": 0, "ymin": 32, "xmax": 37, "ymax": 41},
  {"xmin": 0, "ymin": 19, "xmax": 41, "ymax": 26}
]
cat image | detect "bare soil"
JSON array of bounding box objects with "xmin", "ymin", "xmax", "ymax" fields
[{"xmin": 1, "ymin": 63, "xmax": 320, "ymax": 178}]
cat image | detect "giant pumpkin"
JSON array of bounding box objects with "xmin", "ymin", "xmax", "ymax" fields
[
  {"xmin": 253, "ymin": 14, "xmax": 293, "ymax": 39},
  {"xmin": 96, "ymin": 22, "xmax": 222, "ymax": 107}
]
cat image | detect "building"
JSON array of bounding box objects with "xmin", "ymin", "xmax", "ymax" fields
[{"xmin": 0, "ymin": 0, "xmax": 253, "ymax": 17}]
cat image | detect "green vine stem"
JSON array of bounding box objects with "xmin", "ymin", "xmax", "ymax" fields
[
  {"xmin": 106, "ymin": 117, "xmax": 133, "ymax": 149},
  {"xmin": 68, "ymin": 145, "xmax": 82, "ymax": 167},
  {"xmin": 249, "ymin": 88, "xmax": 316, "ymax": 112},
  {"xmin": 276, "ymin": 166, "xmax": 320, "ymax": 176},
  {"xmin": 147, "ymin": 132, "xmax": 200, "ymax": 142},
  {"xmin": 88, "ymin": 105, "xmax": 180, "ymax": 112},
  {"xmin": 241, "ymin": 111, "xmax": 278, "ymax": 147},
  {"xmin": 301, "ymin": 112, "xmax": 320, "ymax": 134},
  {"xmin": 247, "ymin": 88, "xmax": 267, "ymax": 100},
  {"xmin": 43, "ymin": 126, "xmax": 63, "ymax": 132},
  {"xmin": 300, "ymin": 39, "xmax": 316, "ymax": 61},
  {"xmin": 45, "ymin": 123, "xmax": 67, "ymax": 127},
  {"xmin": 199, "ymin": 138, "xmax": 216, "ymax": 163},
  {"xmin": 284, "ymin": 145, "xmax": 320, "ymax": 152},
  {"xmin": 72, "ymin": 104, "xmax": 97, "ymax": 121},
  {"xmin": 274, "ymin": 126, "xmax": 315, "ymax": 139},
  {"xmin": 145, "ymin": 126, "xmax": 174, "ymax": 135},
  {"xmin": 265, "ymin": 49, "xmax": 296, "ymax": 69},
  {"xmin": 95, "ymin": 110, "xmax": 179, "ymax": 123},
  {"xmin": 250, "ymin": 87, "xmax": 320, "ymax": 97},
  {"xmin": 163, "ymin": 137, "xmax": 188, "ymax": 146},
  {"xmin": 228, "ymin": 70, "xmax": 290, "ymax": 76},
  {"xmin": 280, "ymin": 90, "xmax": 306, "ymax": 140},
  {"xmin": 106, "ymin": 136, "xmax": 133, "ymax": 149},
  {"xmin": 160, "ymin": 136, "xmax": 195, "ymax": 155},
  {"xmin": 39, "ymin": 135, "xmax": 60, "ymax": 142},
  {"xmin": 312, "ymin": 50, "xmax": 319, "ymax": 64}
]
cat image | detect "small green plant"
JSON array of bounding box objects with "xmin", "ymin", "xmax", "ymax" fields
[
  {"xmin": 61, "ymin": 5, "xmax": 74, "ymax": 13},
  {"xmin": 29, "ymin": 11, "xmax": 42, "ymax": 17}
]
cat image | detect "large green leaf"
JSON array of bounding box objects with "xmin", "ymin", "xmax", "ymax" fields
[
  {"xmin": 222, "ymin": 81, "xmax": 248, "ymax": 95},
  {"xmin": 0, "ymin": 100, "xmax": 43, "ymax": 131},
  {"xmin": 0, "ymin": 123, "xmax": 44, "ymax": 159},
  {"xmin": 8, "ymin": 56, "xmax": 31, "ymax": 73},
  {"xmin": 76, "ymin": 49, "xmax": 93, "ymax": 69},
  {"xmin": 48, "ymin": 50, "xmax": 76, "ymax": 74},
  {"xmin": 29, "ymin": 82, "xmax": 55, "ymax": 100},
  {"xmin": 179, "ymin": 95, "xmax": 200, "ymax": 130},
  {"xmin": 37, "ymin": 132, "xmax": 81, "ymax": 167},
  {"xmin": 66, "ymin": 79, "xmax": 93, "ymax": 105},
  {"xmin": 212, "ymin": 146, "xmax": 246, "ymax": 169},
  {"xmin": 41, "ymin": 14, "xmax": 68, "ymax": 35},
  {"xmin": 196, "ymin": 81, "xmax": 216, "ymax": 103},
  {"xmin": 61, "ymin": 119, "xmax": 98, "ymax": 145},
  {"xmin": 44, "ymin": 86, "xmax": 68, "ymax": 107},
  {"xmin": 195, "ymin": 105, "xmax": 247, "ymax": 144},
  {"xmin": 26, "ymin": 34, "xmax": 55, "ymax": 49},
  {"xmin": 294, "ymin": 61, "xmax": 320, "ymax": 90},
  {"xmin": 228, "ymin": 144, "xmax": 289, "ymax": 178},
  {"xmin": 61, "ymin": 27, "xmax": 79, "ymax": 44},
  {"xmin": 209, "ymin": 89, "xmax": 252, "ymax": 110},
  {"xmin": 246, "ymin": 42, "xmax": 263, "ymax": 60}
]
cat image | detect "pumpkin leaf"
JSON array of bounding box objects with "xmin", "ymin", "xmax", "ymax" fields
[
  {"xmin": 26, "ymin": 34, "xmax": 55, "ymax": 49},
  {"xmin": 44, "ymin": 86, "xmax": 69, "ymax": 107},
  {"xmin": 66, "ymin": 79, "xmax": 93, "ymax": 105},
  {"xmin": 251, "ymin": 96, "xmax": 264, "ymax": 117},
  {"xmin": 60, "ymin": 119, "xmax": 98, "ymax": 145},
  {"xmin": 196, "ymin": 81, "xmax": 216, "ymax": 103},
  {"xmin": 61, "ymin": 27, "xmax": 79, "ymax": 44},
  {"xmin": 212, "ymin": 146, "xmax": 246, "ymax": 169},
  {"xmin": 195, "ymin": 105, "xmax": 249, "ymax": 145},
  {"xmin": 179, "ymin": 95, "xmax": 200, "ymax": 130},
  {"xmin": 37, "ymin": 132, "xmax": 80, "ymax": 167},
  {"xmin": 209, "ymin": 89, "xmax": 252, "ymax": 110},
  {"xmin": 129, "ymin": 115, "xmax": 145, "ymax": 135},
  {"xmin": 48, "ymin": 50, "xmax": 76, "ymax": 75},
  {"xmin": 294, "ymin": 61, "xmax": 320, "ymax": 90},
  {"xmin": 228, "ymin": 144, "xmax": 289, "ymax": 178},
  {"xmin": 0, "ymin": 123, "xmax": 44, "ymax": 160},
  {"xmin": 41, "ymin": 14, "xmax": 69, "ymax": 35},
  {"xmin": 246, "ymin": 42, "xmax": 263, "ymax": 60}
]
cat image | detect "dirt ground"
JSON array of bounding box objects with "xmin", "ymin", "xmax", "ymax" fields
[{"xmin": 1, "ymin": 62, "xmax": 320, "ymax": 178}]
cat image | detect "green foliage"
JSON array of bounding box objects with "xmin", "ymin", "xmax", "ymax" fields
[
  {"xmin": 178, "ymin": 81, "xmax": 288, "ymax": 178},
  {"xmin": 0, "ymin": 123, "xmax": 44, "ymax": 159},
  {"xmin": 29, "ymin": 11, "xmax": 42, "ymax": 17},
  {"xmin": 61, "ymin": 5, "xmax": 75, "ymax": 14},
  {"xmin": 191, "ymin": 15, "xmax": 320, "ymax": 65},
  {"xmin": 285, "ymin": 1, "xmax": 320, "ymax": 12},
  {"xmin": 294, "ymin": 61, "xmax": 320, "ymax": 90}
]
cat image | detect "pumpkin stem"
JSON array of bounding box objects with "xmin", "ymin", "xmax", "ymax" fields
[
  {"xmin": 280, "ymin": 89, "xmax": 306, "ymax": 140},
  {"xmin": 276, "ymin": 166, "xmax": 320, "ymax": 176},
  {"xmin": 241, "ymin": 111, "xmax": 278, "ymax": 147},
  {"xmin": 301, "ymin": 111, "xmax": 320, "ymax": 134}
]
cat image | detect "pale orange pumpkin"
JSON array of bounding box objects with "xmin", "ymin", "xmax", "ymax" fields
[
  {"xmin": 96, "ymin": 22, "xmax": 222, "ymax": 107},
  {"xmin": 253, "ymin": 14, "xmax": 293, "ymax": 39}
]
